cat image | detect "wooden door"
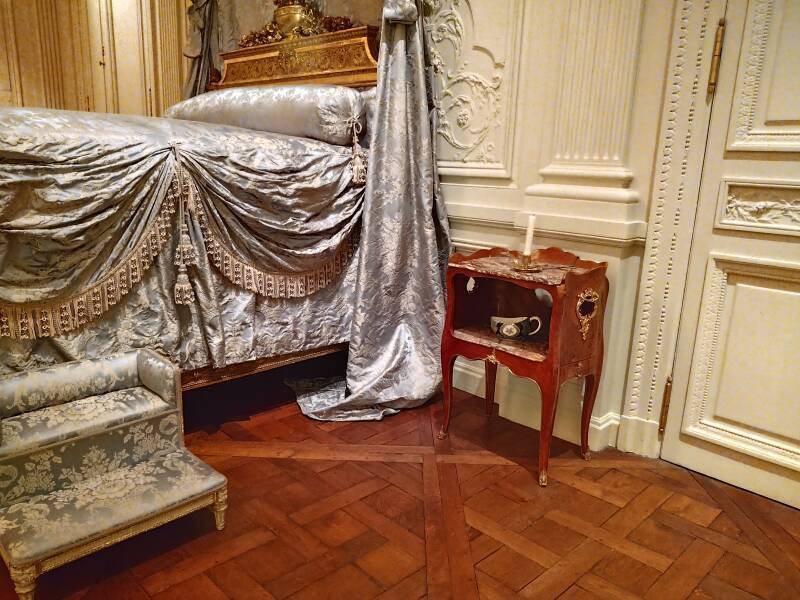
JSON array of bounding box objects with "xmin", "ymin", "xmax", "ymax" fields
[{"xmin": 661, "ymin": 0, "xmax": 800, "ymax": 508}]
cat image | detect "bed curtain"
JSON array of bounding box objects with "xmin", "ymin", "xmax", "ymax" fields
[{"xmin": 293, "ymin": 0, "xmax": 451, "ymax": 419}]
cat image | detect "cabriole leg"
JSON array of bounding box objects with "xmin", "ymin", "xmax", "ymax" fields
[
  {"xmin": 213, "ymin": 487, "xmax": 228, "ymax": 531},
  {"xmin": 437, "ymin": 352, "xmax": 457, "ymax": 439},
  {"xmin": 538, "ymin": 381, "xmax": 559, "ymax": 487},
  {"xmin": 484, "ymin": 360, "xmax": 498, "ymax": 417},
  {"xmin": 581, "ymin": 374, "xmax": 600, "ymax": 460},
  {"xmin": 10, "ymin": 564, "xmax": 38, "ymax": 600}
]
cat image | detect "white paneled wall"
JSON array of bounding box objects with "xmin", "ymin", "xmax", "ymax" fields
[{"xmin": 432, "ymin": 0, "xmax": 675, "ymax": 449}]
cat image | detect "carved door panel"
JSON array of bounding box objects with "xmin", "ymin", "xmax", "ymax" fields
[{"xmin": 661, "ymin": 0, "xmax": 800, "ymax": 507}]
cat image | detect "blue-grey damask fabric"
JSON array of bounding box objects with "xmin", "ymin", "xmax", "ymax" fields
[
  {"xmin": 0, "ymin": 109, "xmax": 362, "ymax": 375},
  {"xmin": 383, "ymin": 0, "xmax": 418, "ymax": 23},
  {"xmin": 294, "ymin": 0, "xmax": 450, "ymax": 419}
]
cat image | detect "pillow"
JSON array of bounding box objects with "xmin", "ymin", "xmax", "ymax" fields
[{"xmin": 165, "ymin": 84, "xmax": 365, "ymax": 146}]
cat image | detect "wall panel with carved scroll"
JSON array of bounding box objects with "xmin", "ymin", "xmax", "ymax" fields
[{"xmin": 428, "ymin": 0, "xmax": 523, "ymax": 178}]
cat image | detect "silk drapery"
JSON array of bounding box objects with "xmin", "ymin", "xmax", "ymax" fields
[
  {"xmin": 293, "ymin": 0, "xmax": 451, "ymax": 420},
  {"xmin": 0, "ymin": 109, "xmax": 362, "ymax": 374}
]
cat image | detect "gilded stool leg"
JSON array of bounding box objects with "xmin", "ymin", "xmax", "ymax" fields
[
  {"xmin": 10, "ymin": 564, "xmax": 38, "ymax": 600},
  {"xmin": 213, "ymin": 487, "xmax": 228, "ymax": 531}
]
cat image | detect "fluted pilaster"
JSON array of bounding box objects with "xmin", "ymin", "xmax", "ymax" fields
[{"xmin": 529, "ymin": 0, "xmax": 644, "ymax": 203}]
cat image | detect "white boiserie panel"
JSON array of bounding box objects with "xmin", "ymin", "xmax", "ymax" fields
[
  {"xmin": 715, "ymin": 279, "xmax": 800, "ymax": 439},
  {"xmin": 109, "ymin": 0, "xmax": 150, "ymax": 115},
  {"xmin": 682, "ymin": 255, "xmax": 800, "ymax": 472},
  {"xmin": 765, "ymin": 0, "xmax": 800, "ymax": 121},
  {"xmin": 727, "ymin": 0, "xmax": 800, "ymax": 151},
  {"xmin": 659, "ymin": 0, "xmax": 800, "ymax": 507}
]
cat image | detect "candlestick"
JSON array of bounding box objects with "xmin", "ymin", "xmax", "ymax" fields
[{"xmin": 523, "ymin": 214, "xmax": 535, "ymax": 256}]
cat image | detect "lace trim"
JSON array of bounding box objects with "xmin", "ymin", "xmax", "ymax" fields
[{"xmin": 0, "ymin": 182, "xmax": 179, "ymax": 340}]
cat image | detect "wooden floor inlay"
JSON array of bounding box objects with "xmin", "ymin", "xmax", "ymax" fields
[{"xmin": 4, "ymin": 368, "xmax": 798, "ymax": 600}]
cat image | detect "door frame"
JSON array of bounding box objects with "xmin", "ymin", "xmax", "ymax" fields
[{"xmin": 617, "ymin": 0, "xmax": 729, "ymax": 457}]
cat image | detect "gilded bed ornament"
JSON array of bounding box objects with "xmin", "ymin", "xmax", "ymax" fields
[{"xmin": 238, "ymin": 0, "xmax": 354, "ymax": 49}]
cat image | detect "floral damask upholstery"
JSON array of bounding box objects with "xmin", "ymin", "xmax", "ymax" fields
[
  {"xmin": 0, "ymin": 353, "xmax": 141, "ymax": 422},
  {"xmin": 0, "ymin": 449, "xmax": 224, "ymax": 564},
  {"xmin": 0, "ymin": 350, "xmax": 226, "ymax": 600},
  {"xmin": 0, "ymin": 387, "xmax": 168, "ymax": 458}
]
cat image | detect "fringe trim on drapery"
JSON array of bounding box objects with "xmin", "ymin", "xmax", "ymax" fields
[
  {"xmin": 0, "ymin": 170, "xmax": 358, "ymax": 340},
  {"xmin": 0, "ymin": 183, "xmax": 179, "ymax": 341},
  {"xmin": 183, "ymin": 174, "xmax": 358, "ymax": 300}
]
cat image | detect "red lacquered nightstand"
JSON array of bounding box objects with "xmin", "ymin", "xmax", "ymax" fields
[{"xmin": 438, "ymin": 247, "xmax": 609, "ymax": 486}]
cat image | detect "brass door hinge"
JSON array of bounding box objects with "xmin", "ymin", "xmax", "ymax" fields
[
  {"xmin": 707, "ymin": 18, "xmax": 726, "ymax": 96},
  {"xmin": 658, "ymin": 374, "xmax": 673, "ymax": 435}
]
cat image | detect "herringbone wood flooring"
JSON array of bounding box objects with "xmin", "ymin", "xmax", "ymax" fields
[{"xmin": 4, "ymin": 357, "xmax": 799, "ymax": 599}]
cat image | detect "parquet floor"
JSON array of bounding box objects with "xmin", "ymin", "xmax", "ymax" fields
[{"xmin": 2, "ymin": 357, "xmax": 799, "ymax": 599}]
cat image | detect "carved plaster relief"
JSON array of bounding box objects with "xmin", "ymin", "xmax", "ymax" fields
[
  {"xmin": 716, "ymin": 178, "xmax": 800, "ymax": 236},
  {"xmin": 727, "ymin": 0, "xmax": 800, "ymax": 151},
  {"xmin": 426, "ymin": 0, "xmax": 521, "ymax": 178},
  {"xmin": 683, "ymin": 254, "xmax": 800, "ymax": 472}
]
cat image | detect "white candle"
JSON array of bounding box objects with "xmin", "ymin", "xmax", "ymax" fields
[{"xmin": 523, "ymin": 214, "xmax": 535, "ymax": 256}]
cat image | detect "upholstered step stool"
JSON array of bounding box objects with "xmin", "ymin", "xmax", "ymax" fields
[{"xmin": 0, "ymin": 350, "xmax": 227, "ymax": 600}]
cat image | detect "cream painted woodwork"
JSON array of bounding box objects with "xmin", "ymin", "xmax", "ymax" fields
[
  {"xmin": 86, "ymin": 0, "xmax": 116, "ymax": 112},
  {"xmin": 658, "ymin": 0, "xmax": 800, "ymax": 508},
  {"xmin": 90, "ymin": 0, "xmax": 164, "ymax": 116},
  {"xmin": 85, "ymin": 0, "xmax": 186, "ymax": 115},
  {"xmin": 0, "ymin": 0, "xmax": 94, "ymax": 110},
  {"xmin": 0, "ymin": 0, "xmax": 20, "ymax": 106},
  {"xmin": 436, "ymin": 0, "xmax": 675, "ymax": 449},
  {"xmin": 619, "ymin": 0, "xmax": 724, "ymax": 458}
]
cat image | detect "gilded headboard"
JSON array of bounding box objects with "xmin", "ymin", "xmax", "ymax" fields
[{"xmin": 209, "ymin": 26, "xmax": 379, "ymax": 90}]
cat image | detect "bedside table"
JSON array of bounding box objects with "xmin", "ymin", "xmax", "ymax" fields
[{"xmin": 438, "ymin": 247, "xmax": 609, "ymax": 486}]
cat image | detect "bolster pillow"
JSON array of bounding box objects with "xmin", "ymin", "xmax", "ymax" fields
[{"xmin": 165, "ymin": 84, "xmax": 365, "ymax": 146}]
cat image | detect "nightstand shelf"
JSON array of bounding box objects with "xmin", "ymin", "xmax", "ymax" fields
[
  {"xmin": 452, "ymin": 325, "xmax": 548, "ymax": 362},
  {"xmin": 439, "ymin": 247, "xmax": 609, "ymax": 486}
]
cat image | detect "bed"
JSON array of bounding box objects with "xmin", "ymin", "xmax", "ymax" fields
[{"xmin": 0, "ymin": 27, "xmax": 378, "ymax": 391}]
